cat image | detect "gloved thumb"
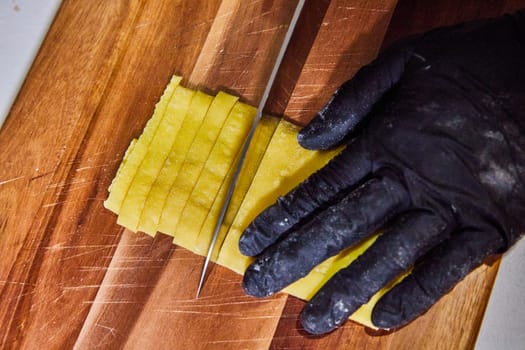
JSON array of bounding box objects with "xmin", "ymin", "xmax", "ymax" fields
[{"xmin": 298, "ymin": 40, "xmax": 414, "ymax": 150}]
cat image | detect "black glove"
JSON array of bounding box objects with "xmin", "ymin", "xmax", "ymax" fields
[{"xmin": 239, "ymin": 10, "xmax": 525, "ymax": 334}]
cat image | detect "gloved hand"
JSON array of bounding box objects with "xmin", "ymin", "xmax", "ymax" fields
[{"xmin": 239, "ymin": 11, "xmax": 525, "ymax": 334}]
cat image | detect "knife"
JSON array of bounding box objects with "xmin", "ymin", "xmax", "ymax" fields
[{"xmin": 196, "ymin": 0, "xmax": 306, "ymax": 297}]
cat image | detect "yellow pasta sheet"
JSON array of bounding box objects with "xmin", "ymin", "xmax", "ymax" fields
[{"xmin": 106, "ymin": 78, "xmax": 402, "ymax": 329}]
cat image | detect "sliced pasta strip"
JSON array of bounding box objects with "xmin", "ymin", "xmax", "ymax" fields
[
  {"xmin": 104, "ymin": 75, "xmax": 181, "ymax": 213},
  {"xmin": 196, "ymin": 116, "xmax": 279, "ymax": 258},
  {"xmin": 158, "ymin": 92, "xmax": 238, "ymax": 235},
  {"xmin": 173, "ymin": 102, "xmax": 257, "ymax": 250},
  {"xmin": 117, "ymin": 86, "xmax": 194, "ymax": 231},
  {"xmin": 217, "ymin": 119, "xmax": 342, "ymax": 273},
  {"xmin": 138, "ymin": 91, "xmax": 214, "ymax": 235}
]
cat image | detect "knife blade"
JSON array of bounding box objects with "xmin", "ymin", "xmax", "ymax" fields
[{"xmin": 196, "ymin": 0, "xmax": 306, "ymax": 297}]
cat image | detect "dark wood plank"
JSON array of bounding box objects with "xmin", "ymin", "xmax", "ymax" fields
[
  {"xmin": 271, "ymin": 1, "xmax": 525, "ymax": 349},
  {"xmin": 383, "ymin": 0, "xmax": 525, "ymax": 48}
]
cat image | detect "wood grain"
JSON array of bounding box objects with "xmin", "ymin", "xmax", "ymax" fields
[
  {"xmin": 280, "ymin": 0, "xmax": 399, "ymax": 125},
  {"xmin": 0, "ymin": 0, "xmax": 520, "ymax": 349},
  {"xmin": 383, "ymin": 0, "xmax": 525, "ymax": 48}
]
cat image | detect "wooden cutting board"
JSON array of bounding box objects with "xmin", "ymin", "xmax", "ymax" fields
[{"xmin": 0, "ymin": 0, "xmax": 523, "ymax": 349}]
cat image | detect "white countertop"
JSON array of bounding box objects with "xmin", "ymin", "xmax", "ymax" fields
[
  {"xmin": 0, "ymin": 1, "xmax": 523, "ymax": 348},
  {"xmin": 0, "ymin": 0, "xmax": 61, "ymax": 128},
  {"xmin": 475, "ymin": 240, "xmax": 525, "ymax": 350}
]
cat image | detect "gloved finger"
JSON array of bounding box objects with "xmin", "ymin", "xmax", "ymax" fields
[
  {"xmin": 243, "ymin": 173, "xmax": 409, "ymax": 298},
  {"xmin": 298, "ymin": 43, "xmax": 414, "ymax": 151},
  {"xmin": 372, "ymin": 226, "xmax": 505, "ymax": 329},
  {"xmin": 299, "ymin": 211, "xmax": 451, "ymax": 335},
  {"xmin": 239, "ymin": 139, "xmax": 372, "ymax": 257}
]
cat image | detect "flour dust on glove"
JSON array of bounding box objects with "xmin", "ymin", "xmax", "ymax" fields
[{"xmin": 240, "ymin": 11, "xmax": 525, "ymax": 334}]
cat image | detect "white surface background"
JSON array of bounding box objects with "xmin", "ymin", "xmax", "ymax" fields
[
  {"xmin": 475, "ymin": 241, "xmax": 525, "ymax": 350},
  {"xmin": 0, "ymin": 0, "xmax": 62, "ymax": 128},
  {"xmin": 0, "ymin": 1, "xmax": 524, "ymax": 348}
]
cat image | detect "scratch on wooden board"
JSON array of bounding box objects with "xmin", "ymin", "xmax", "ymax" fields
[
  {"xmin": 75, "ymin": 163, "xmax": 115, "ymax": 172},
  {"xmin": 38, "ymin": 320, "xmax": 54, "ymax": 333},
  {"xmin": 178, "ymin": 294, "xmax": 264, "ymax": 302},
  {"xmin": 290, "ymin": 94, "xmax": 322, "ymax": 101},
  {"xmin": 60, "ymin": 247, "xmax": 109, "ymax": 261},
  {"xmin": 79, "ymin": 265, "xmax": 166, "ymax": 272},
  {"xmin": 154, "ymin": 309, "xmax": 246, "ymax": 317},
  {"xmin": 238, "ymin": 315, "xmax": 282, "ymax": 320},
  {"xmin": 339, "ymin": 6, "xmax": 389, "ymax": 13},
  {"xmin": 10, "ymin": 290, "xmax": 35, "ymax": 303},
  {"xmin": 30, "ymin": 169, "xmax": 55, "ymax": 181},
  {"xmin": 0, "ymin": 175, "xmax": 25, "ymax": 186},
  {"xmin": 82, "ymin": 300, "xmax": 141, "ymax": 305},
  {"xmin": 95, "ymin": 323, "xmax": 118, "ymax": 337},
  {"xmin": 272, "ymin": 334, "xmax": 308, "ymax": 339},
  {"xmin": 0, "ymin": 280, "xmax": 35, "ymax": 287},
  {"xmin": 26, "ymin": 293, "xmax": 62, "ymax": 316},
  {"xmin": 308, "ymin": 52, "xmax": 369, "ymax": 58},
  {"xmin": 291, "ymin": 83, "xmax": 330, "ymax": 88},
  {"xmin": 46, "ymin": 178, "xmax": 96, "ymax": 189},
  {"xmin": 44, "ymin": 243, "xmax": 150, "ymax": 250},
  {"xmin": 94, "ymin": 323, "xmax": 120, "ymax": 348},
  {"xmin": 299, "ymin": 67, "xmax": 337, "ymax": 72},
  {"xmin": 62, "ymin": 283, "xmax": 150, "ymax": 291},
  {"xmin": 249, "ymin": 9, "xmax": 273, "ymax": 22},
  {"xmin": 41, "ymin": 197, "xmax": 101, "ymax": 208},
  {"xmin": 206, "ymin": 337, "xmax": 271, "ymax": 344},
  {"xmin": 207, "ymin": 280, "xmax": 241, "ymax": 285},
  {"xmin": 89, "ymin": 150, "xmax": 112, "ymax": 157},
  {"xmin": 135, "ymin": 22, "xmax": 149, "ymax": 29},
  {"xmin": 168, "ymin": 299, "xmax": 275, "ymax": 307},
  {"xmin": 246, "ymin": 24, "xmax": 285, "ymax": 36},
  {"xmin": 101, "ymin": 257, "xmax": 169, "ymax": 262},
  {"xmin": 213, "ymin": 8, "xmax": 236, "ymax": 22},
  {"xmin": 166, "ymin": 255, "xmax": 204, "ymax": 262}
]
